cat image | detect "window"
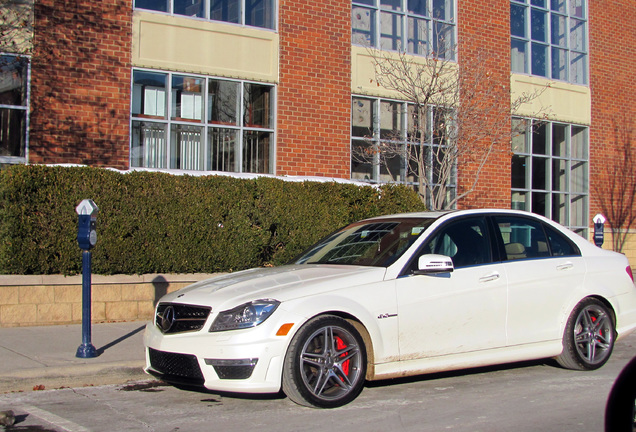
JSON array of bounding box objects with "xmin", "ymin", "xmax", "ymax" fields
[
  {"xmin": 420, "ymin": 217, "xmax": 492, "ymax": 268},
  {"xmin": 134, "ymin": 0, "xmax": 275, "ymax": 29},
  {"xmin": 510, "ymin": 0, "xmax": 587, "ymax": 84},
  {"xmin": 493, "ymin": 215, "xmax": 580, "ymax": 260},
  {"xmin": 0, "ymin": 54, "xmax": 29, "ymax": 165},
  {"xmin": 352, "ymin": 0, "xmax": 455, "ymax": 59},
  {"xmin": 511, "ymin": 117, "xmax": 588, "ymax": 235},
  {"xmin": 131, "ymin": 69, "xmax": 274, "ymax": 173},
  {"xmin": 351, "ymin": 96, "xmax": 456, "ymax": 205}
]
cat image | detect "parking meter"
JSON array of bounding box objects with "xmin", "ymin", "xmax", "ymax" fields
[
  {"xmin": 593, "ymin": 214, "xmax": 606, "ymax": 248},
  {"xmin": 75, "ymin": 199, "xmax": 99, "ymax": 358},
  {"xmin": 76, "ymin": 199, "xmax": 98, "ymax": 250}
]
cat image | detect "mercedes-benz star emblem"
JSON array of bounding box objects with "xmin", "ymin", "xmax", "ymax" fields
[{"xmin": 160, "ymin": 305, "xmax": 176, "ymax": 332}]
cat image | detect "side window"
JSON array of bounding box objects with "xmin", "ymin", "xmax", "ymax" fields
[
  {"xmin": 494, "ymin": 216, "xmax": 551, "ymax": 261},
  {"xmin": 421, "ymin": 217, "xmax": 492, "ymax": 268},
  {"xmin": 544, "ymin": 224, "xmax": 581, "ymax": 257}
]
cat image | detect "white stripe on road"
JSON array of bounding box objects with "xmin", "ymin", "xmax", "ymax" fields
[{"xmin": 21, "ymin": 405, "xmax": 90, "ymax": 432}]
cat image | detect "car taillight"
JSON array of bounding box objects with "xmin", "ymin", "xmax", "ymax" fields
[{"xmin": 627, "ymin": 266, "xmax": 634, "ymax": 283}]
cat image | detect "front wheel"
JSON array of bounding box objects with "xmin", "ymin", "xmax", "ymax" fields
[
  {"xmin": 282, "ymin": 315, "xmax": 367, "ymax": 408},
  {"xmin": 556, "ymin": 298, "xmax": 615, "ymax": 370}
]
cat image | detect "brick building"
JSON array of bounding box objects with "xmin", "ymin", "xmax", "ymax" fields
[{"xmin": 1, "ymin": 0, "xmax": 635, "ymax": 243}]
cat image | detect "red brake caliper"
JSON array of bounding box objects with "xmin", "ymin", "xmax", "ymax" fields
[{"xmin": 335, "ymin": 336, "xmax": 350, "ymax": 376}]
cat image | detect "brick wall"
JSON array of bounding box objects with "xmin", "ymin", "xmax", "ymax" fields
[
  {"xmin": 588, "ymin": 1, "xmax": 636, "ymax": 230},
  {"xmin": 455, "ymin": 1, "xmax": 512, "ymax": 210},
  {"xmin": 276, "ymin": 0, "xmax": 351, "ymax": 178},
  {"xmin": 28, "ymin": 0, "xmax": 132, "ymax": 169}
]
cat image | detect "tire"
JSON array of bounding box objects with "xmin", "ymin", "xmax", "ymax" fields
[
  {"xmin": 556, "ymin": 298, "xmax": 615, "ymax": 370},
  {"xmin": 282, "ymin": 315, "xmax": 367, "ymax": 408}
]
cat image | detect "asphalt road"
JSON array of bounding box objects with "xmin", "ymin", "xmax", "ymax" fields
[{"xmin": 1, "ymin": 332, "xmax": 634, "ymax": 432}]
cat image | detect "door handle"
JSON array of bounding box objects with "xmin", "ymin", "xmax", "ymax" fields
[
  {"xmin": 557, "ymin": 262, "xmax": 574, "ymax": 271},
  {"xmin": 479, "ymin": 272, "xmax": 500, "ymax": 283}
]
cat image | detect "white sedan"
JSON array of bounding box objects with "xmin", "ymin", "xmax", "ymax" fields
[{"xmin": 144, "ymin": 209, "xmax": 636, "ymax": 408}]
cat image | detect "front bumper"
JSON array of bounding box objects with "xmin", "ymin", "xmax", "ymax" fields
[{"xmin": 143, "ymin": 320, "xmax": 291, "ymax": 394}]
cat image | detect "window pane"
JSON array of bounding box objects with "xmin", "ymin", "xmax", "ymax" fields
[
  {"xmin": 512, "ymin": 118, "xmax": 529, "ymax": 152},
  {"xmin": 551, "ymin": 47, "xmax": 567, "ymax": 80},
  {"xmin": 380, "ymin": 148, "xmax": 405, "ymax": 182},
  {"xmin": 381, "ymin": 0, "xmax": 402, "ymax": 11},
  {"xmin": 551, "ymin": 14, "xmax": 566, "ymax": 46},
  {"xmin": 511, "ymin": 191, "xmax": 528, "ymax": 211},
  {"xmin": 0, "ymin": 56, "xmax": 28, "ymax": 106},
  {"xmin": 511, "ymin": 39, "xmax": 527, "ymax": 73},
  {"xmin": 352, "ymin": 98, "xmax": 374, "ymax": 138},
  {"xmin": 208, "ymin": 79, "xmax": 239, "ymax": 125},
  {"xmin": 552, "ymin": 159, "xmax": 566, "ymax": 191},
  {"xmin": 408, "ymin": 0, "xmax": 427, "ymax": 16},
  {"xmin": 511, "ymin": 4, "xmax": 526, "ymax": 38},
  {"xmin": 570, "ymin": 194, "xmax": 586, "ymax": 227},
  {"xmin": 243, "ymin": 130, "xmax": 271, "ymax": 173},
  {"xmin": 354, "ymin": 0, "xmax": 375, "ymax": 5},
  {"xmin": 531, "ymin": 42, "xmax": 547, "ymax": 76},
  {"xmin": 532, "ymin": 191, "xmax": 547, "ymax": 216},
  {"xmin": 134, "ymin": 0, "xmax": 167, "ymax": 12},
  {"xmin": 353, "ymin": 7, "xmax": 375, "ymax": 46},
  {"xmin": 570, "ymin": 160, "xmax": 587, "ymax": 193},
  {"xmin": 432, "ymin": 0, "xmax": 453, "ymax": 21},
  {"xmin": 570, "ymin": 51, "xmax": 586, "ymax": 84},
  {"xmin": 532, "ymin": 122, "xmax": 547, "ymax": 154},
  {"xmin": 170, "ymin": 124, "xmax": 204, "ymax": 170},
  {"xmin": 571, "ymin": 126, "xmax": 587, "ymax": 158},
  {"xmin": 208, "ymin": 127, "xmax": 237, "ymax": 171},
  {"xmin": 511, "ymin": 155, "xmax": 527, "ymax": 189},
  {"xmin": 131, "ymin": 121, "xmax": 167, "ymax": 168},
  {"xmin": 243, "ymin": 83, "xmax": 272, "ymax": 128},
  {"xmin": 532, "ymin": 156, "xmax": 548, "ymax": 190},
  {"xmin": 245, "ymin": 0, "xmax": 274, "ymax": 29},
  {"xmin": 570, "ymin": 18, "xmax": 586, "ymax": 52},
  {"xmin": 174, "ymin": 0, "xmax": 204, "ymax": 17},
  {"xmin": 172, "ymin": 75, "xmax": 204, "ymax": 121},
  {"xmin": 550, "ymin": 0, "xmax": 565, "ymax": 13},
  {"xmin": 210, "ymin": 0, "xmax": 240, "ymax": 23},
  {"xmin": 531, "ymin": 9, "xmax": 547, "ymax": 42},
  {"xmin": 352, "ymin": 139, "xmax": 375, "ymax": 181},
  {"xmin": 379, "ymin": 100, "xmax": 403, "ymax": 139},
  {"xmin": 551, "ymin": 193, "xmax": 566, "ymax": 224},
  {"xmin": 570, "ymin": 0, "xmax": 585, "ymax": 18},
  {"xmin": 433, "ymin": 21, "xmax": 454, "ymax": 59},
  {"xmin": 552, "ymin": 123, "xmax": 566, "ymax": 156},
  {"xmin": 380, "ymin": 11, "xmax": 403, "ymax": 51},
  {"xmin": 408, "ymin": 16, "xmax": 429, "ymax": 55},
  {"xmin": 531, "ymin": 0, "xmax": 545, "ymax": 7},
  {"xmin": 132, "ymin": 71, "xmax": 167, "ymax": 118},
  {"xmin": 0, "ymin": 108, "xmax": 25, "ymax": 157}
]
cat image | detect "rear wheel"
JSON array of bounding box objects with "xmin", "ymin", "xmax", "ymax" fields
[
  {"xmin": 282, "ymin": 315, "xmax": 366, "ymax": 408},
  {"xmin": 556, "ymin": 298, "xmax": 615, "ymax": 370}
]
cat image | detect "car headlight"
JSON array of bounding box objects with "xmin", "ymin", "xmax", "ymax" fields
[{"xmin": 210, "ymin": 299, "xmax": 280, "ymax": 332}]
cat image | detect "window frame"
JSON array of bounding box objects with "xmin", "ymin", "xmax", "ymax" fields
[
  {"xmin": 0, "ymin": 53, "xmax": 30, "ymax": 166},
  {"xmin": 133, "ymin": 0, "xmax": 277, "ymax": 31},
  {"xmin": 510, "ymin": 0, "xmax": 588, "ymax": 85},
  {"xmin": 351, "ymin": 95, "xmax": 457, "ymax": 207},
  {"xmin": 511, "ymin": 117, "xmax": 589, "ymax": 236},
  {"xmin": 130, "ymin": 68, "xmax": 275, "ymax": 174},
  {"xmin": 352, "ymin": 0, "xmax": 456, "ymax": 60}
]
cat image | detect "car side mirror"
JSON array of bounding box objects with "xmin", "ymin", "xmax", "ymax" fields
[{"xmin": 413, "ymin": 254, "xmax": 454, "ymax": 275}]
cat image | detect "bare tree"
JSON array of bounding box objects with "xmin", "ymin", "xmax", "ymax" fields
[
  {"xmin": 354, "ymin": 45, "xmax": 547, "ymax": 210},
  {"xmin": 595, "ymin": 117, "xmax": 636, "ymax": 253},
  {"xmin": 0, "ymin": 0, "xmax": 33, "ymax": 54}
]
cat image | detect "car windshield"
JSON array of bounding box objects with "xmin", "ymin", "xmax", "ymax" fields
[{"xmin": 294, "ymin": 218, "xmax": 435, "ymax": 267}]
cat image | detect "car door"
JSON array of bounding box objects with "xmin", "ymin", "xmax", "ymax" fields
[
  {"xmin": 396, "ymin": 216, "xmax": 508, "ymax": 360},
  {"xmin": 492, "ymin": 215, "xmax": 587, "ymax": 346}
]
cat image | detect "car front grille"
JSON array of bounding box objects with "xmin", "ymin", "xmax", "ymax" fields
[
  {"xmin": 155, "ymin": 303, "xmax": 211, "ymax": 334},
  {"xmin": 148, "ymin": 348, "xmax": 205, "ymax": 386}
]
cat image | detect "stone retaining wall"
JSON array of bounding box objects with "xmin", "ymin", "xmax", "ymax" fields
[{"xmin": 0, "ymin": 274, "xmax": 216, "ymax": 327}]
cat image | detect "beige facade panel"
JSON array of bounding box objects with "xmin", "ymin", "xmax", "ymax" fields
[
  {"xmin": 511, "ymin": 74, "xmax": 591, "ymax": 125},
  {"xmin": 132, "ymin": 11, "xmax": 279, "ymax": 83}
]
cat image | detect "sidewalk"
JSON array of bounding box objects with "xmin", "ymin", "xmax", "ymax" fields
[{"xmin": 0, "ymin": 321, "xmax": 152, "ymax": 393}]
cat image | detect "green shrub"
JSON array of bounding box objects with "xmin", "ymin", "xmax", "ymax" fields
[{"xmin": 0, "ymin": 165, "xmax": 426, "ymax": 275}]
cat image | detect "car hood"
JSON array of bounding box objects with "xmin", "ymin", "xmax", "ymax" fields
[{"xmin": 158, "ymin": 264, "xmax": 387, "ymax": 309}]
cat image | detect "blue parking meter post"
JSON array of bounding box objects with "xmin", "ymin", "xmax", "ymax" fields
[
  {"xmin": 593, "ymin": 214, "xmax": 606, "ymax": 248},
  {"xmin": 75, "ymin": 199, "xmax": 99, "ymax": 359}
]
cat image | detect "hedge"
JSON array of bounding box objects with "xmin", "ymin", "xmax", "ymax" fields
[{"xmin": 0, "ymin": 165, "xmax": 426, "ymax": 275}]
